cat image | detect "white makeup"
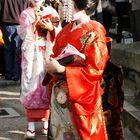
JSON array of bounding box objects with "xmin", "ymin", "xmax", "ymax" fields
[
  {"xmin": 33, "ymin": 0, "xmax": 40, "ymax": 2},
  {"xmin": 30, "ymin": 0, "xmax": 44, "ymax": 7}
]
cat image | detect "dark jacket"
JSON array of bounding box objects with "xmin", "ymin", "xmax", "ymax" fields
[{"xmin": 0, "ymin": 0, "xmax": 31, "ymax": 25}]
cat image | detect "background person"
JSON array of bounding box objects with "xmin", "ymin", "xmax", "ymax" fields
[
  {"xmin": 130, "ymin": 0, "xmax": 140, "ymax": 41},
  {"xmin": 0, "ymin": 0, "xmax": 31, "ymax": 80},
  {"xmin": 18, "ymin": 0, "xmax": 61, "ymax": 139},
  {"xmin": 115, "ymin": 0, "xmax": 130, "ymax": 43},
  {"xmin": 102, "ymin": 0, "xmax": 116, "ymax": 36}
]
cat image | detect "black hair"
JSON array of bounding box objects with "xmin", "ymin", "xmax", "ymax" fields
[
  {"xmin": 73, "ymin": 0, "xmax": 99, "ymax": 15},
  {"xmin": 45, "ymin": 0, "xmax": 51, "ymax": 5}
]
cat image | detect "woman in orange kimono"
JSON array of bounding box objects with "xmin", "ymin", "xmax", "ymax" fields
[{"xmin": 46, "ymin": 0, "xmax": 109, "ymax": 139}]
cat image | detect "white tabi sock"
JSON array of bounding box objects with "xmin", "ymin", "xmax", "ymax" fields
[
  {"xmin": 27, "ymin": 122, "xmax": 35, "ymax": 132},
  {"xmin": 43, "ymin": 121, "xmax": 48, "ymax": 129}
]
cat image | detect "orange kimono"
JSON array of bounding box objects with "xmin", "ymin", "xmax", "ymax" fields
[{"xmin": 49, "ymin": 20, "xmax": 109, "ymax": 140}]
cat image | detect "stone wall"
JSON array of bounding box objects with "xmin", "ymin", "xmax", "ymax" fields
[{"xmin": 110, "ymin": 42, "xmax": 140, "ymax": 97}]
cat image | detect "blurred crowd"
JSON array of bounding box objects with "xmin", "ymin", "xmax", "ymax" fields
[{"xmin": 0, "ymin": 0, "xmax": 140, "ymax": 80}]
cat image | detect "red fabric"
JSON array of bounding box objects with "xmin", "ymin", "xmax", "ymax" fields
[
  {"xmin": 36, "ymin": 14, "xmax": 57, "ymax": 42},
  {"xmin": 50, "ymin": 20, "xmax": 109, "ymax": 139},
  {"xmin": 26, "ymin": 109, "xmax": 49, "ymax": 122},
  {"xmin": 69, "ymin": 105, "xmax": 108, "ymax": 139}
]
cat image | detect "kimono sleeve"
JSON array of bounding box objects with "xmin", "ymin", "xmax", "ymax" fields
[
  {"xmin": 66, "ymin": 30, "xmax": 109, "ymax": 102},
  {"xmin": 18, "ymin": 8, "xmax": 35, "ymax": 40}
]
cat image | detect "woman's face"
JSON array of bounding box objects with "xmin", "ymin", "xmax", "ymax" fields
[
  {"xmin": 33, "ymin": 0, "xmax": 40, "ymax": 2},
  {"xmin": 30, "ymin": 0, "xmax": 44, "ymax": 7}
]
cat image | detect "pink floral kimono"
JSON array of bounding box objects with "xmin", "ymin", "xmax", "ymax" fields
[{"xmin": 18, "ymin": 5, "xmax": 61, "ymax": 121}]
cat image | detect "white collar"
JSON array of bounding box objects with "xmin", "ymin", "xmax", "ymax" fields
[{"xmin": 73, "ymin": 10, "xmax": 90, "ymax": 24}]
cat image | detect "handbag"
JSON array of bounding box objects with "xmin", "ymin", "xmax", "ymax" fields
[
  {"xmin": 0, "ymin": 29, "xmax": 4, "ymax": 45},
  {"xmin": 42, "ymin": 43, "xmax": 86, "ymax": 86},
  {"xmin": 42, "ymin": 54, "xmax": 86, "ymax": 86}
]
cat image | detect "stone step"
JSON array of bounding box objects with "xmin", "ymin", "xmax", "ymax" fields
[
  {"xmin": 0, "ymin": 76, "xmax": 20, "ymax": 87},
  {"xmin": 123, "ymin": 101, "xmax": 140, "ymax": 138}
]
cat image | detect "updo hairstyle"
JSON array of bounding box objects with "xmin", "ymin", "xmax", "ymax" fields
[{"xmin": 73, "ymin": 0, "xmax": 99, "ymax": 15}]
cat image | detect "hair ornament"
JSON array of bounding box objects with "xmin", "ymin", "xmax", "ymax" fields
[{"xmin": 62, "ymin": 0, "xmax": 73, "ymax": 22}]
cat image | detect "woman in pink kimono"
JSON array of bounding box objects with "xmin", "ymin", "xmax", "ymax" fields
[{"xmin": 18, "ymin": 0, "xmax": 61, "ymax": 139}]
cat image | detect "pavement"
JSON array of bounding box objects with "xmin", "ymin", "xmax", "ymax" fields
[
  {"xmin": 0, "ymin": 75, "xmax": 140, "ymax": 140},
  {"xmin": 122, "ymin": 79, "xmax": 140, "ymax": 139},
  {"xmin": 0, "ymin": 76, "xmax": 48, "ymax": 140}
]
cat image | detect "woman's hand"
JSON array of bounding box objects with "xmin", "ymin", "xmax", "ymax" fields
[
  {"xmin": 32, "ymin": 7, "xmax": 42, "ymax": 31},
  {"xmin": 34, "ymin": 7, "xmax": 42, "ymax": 21},
  {"xmin": 46, "ymin": 58, "xmax": 65, "ymax": 74},
  {"xmin": 38, "ymin": 18, "xmax": 54, "ymax": 31}
]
